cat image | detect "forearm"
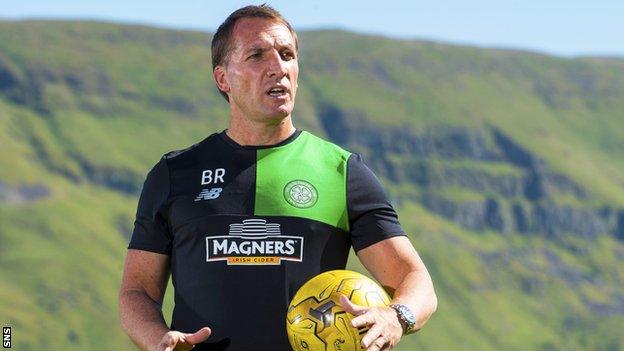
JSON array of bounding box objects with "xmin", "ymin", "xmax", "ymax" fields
[
  {"xmin": 390, "ymin": 267, "xmax": 437, "ymax": 331},
  {"xmin": 119, "ymin": 289, "xmax": 170, "ymax": 351}
]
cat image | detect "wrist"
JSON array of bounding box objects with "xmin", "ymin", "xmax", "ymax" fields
[{"xmin": 389, "ymin": 303, "xmax": 416, "ymax": 335}]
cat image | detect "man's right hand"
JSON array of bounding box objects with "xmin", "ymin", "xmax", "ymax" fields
[{"xmin": 157, "ymin": 327, "xmax": 212, "ymax": 351}]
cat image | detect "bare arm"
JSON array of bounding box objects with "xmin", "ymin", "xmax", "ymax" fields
[
  {"xmin": 340, "ymin": 236, "xmax": 437, "ymax": 351},
  {"xmin": 119, "ymin": 250, "xmax": 211, "ymax": 351},
  {"xmin": 119, "ymin": 249, "xmax": 172, "ymax": 350},
  {"xmin": 357, "ymin": 236, "xmax": 437, "ymax": 331}
]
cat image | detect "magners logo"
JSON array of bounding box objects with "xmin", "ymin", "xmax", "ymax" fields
[{"xmin": 206, "ymin": 219, "xmax": 304, "ymax": 265}]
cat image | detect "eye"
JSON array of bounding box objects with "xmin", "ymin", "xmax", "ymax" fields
[
  {"xmin": 281, "ymin": 50, "xmax": 296, "ymax": 61},
  {"xmin": 247, "ymin": 51, "xmax": 262, "ymax": 60}
]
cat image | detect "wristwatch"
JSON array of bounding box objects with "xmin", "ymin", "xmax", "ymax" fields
[{"xmin": 389, "ymin": 303, "xmax": 416, "ymax": 334}]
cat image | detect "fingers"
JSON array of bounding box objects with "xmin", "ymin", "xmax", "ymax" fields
[
  {"xmin": 158, "ymin": 327, "xmax": 211, "ymax": 351},
  {"xmin": 339, "ymin": 294, "xmax": 367, "ymax": 316},
  {"xmin": 349, "ymin": 306, "xmax": 401, "ymax": 351},
  {"xmin": 351, "ymin": 312, "xmax": 375, "ymax": 328},
  {"xmin": 184, "ymin": 327, "xmax": 212, "ymax": 345},
  {"xmin": 366, "ymin": 336, "xmax": 387, "ymax": 351},
  {"xmin": 361, "ymin": 323, "xmax": 383, "ymax": 348}
]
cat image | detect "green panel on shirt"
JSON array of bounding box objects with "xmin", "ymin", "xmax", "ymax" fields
[{"xmin": 255, "ymin": 131, "xmax": 351, "ymax": 231}]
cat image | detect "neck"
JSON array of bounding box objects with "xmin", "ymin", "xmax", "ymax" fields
[{"xmin": 226, "ymin": 114, "xmax": 296, "ymax": 146}]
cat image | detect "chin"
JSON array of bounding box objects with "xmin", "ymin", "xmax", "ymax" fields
[
  {"xmin": 266, "ymin": 105, "xmax": 293, "ymax": 119},
  {"xmin": 266, "ymin": 111, "xmax": 290, "ymax": 121}
]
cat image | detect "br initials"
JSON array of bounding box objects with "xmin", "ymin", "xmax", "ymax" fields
[{"xmin": 201, "ymin": 168, "xmax": 226, "ymax": 185}]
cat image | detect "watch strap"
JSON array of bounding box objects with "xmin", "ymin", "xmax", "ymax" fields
[{"xmin": 389, "ymin": 303, "xmax": 416, "ymax": 335}]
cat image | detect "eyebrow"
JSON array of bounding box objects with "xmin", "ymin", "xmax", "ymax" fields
[
  {"xmin": 245, "ymin": 42, "xmax": 296, "ymax": 53},
  {"xmin": 246, "ymin": 45, "xmax": 267, "ymax": 54}
]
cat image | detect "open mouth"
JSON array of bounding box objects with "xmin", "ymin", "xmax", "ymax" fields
[{"xmin": 267, "ymin": 87, "xmax": 288, "ymax": 98}]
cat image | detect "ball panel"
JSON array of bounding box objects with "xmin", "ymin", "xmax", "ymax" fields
[{"xmin": 286, "ymin": 270, "xmax": 390, "ymax": 351}]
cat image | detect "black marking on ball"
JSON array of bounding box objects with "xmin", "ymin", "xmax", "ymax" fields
[{"xmin": 309, "ymin": 300, "xmax": 336, "ymax": 328}]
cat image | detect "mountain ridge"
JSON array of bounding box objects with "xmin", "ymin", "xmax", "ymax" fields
[{"xmin": 0, "ymin": 20, "xmax": 623, "ymax": 350}]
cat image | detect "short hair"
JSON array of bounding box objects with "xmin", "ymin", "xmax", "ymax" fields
[{"xmin": 211, "ymin": 4, "xmax": 298, "ymax": 101}]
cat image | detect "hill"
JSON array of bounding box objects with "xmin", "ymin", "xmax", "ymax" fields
[{"xmin": 0, "ymin": 20, "xmax": 623, "ymax": 350}]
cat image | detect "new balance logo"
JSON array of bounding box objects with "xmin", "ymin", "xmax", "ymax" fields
[{"xmin": 194, "ymin": 187, "xmax": 222, "ymax": 201}]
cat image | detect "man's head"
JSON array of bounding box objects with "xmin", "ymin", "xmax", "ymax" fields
[{"xmin": 212, "ymin": 4, "xmax": 299, "ymax": 122}]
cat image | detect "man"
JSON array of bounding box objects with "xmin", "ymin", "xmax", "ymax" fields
[{"xmin": 119, "ymin": 5, "xmax": 437, "ymax": 351}]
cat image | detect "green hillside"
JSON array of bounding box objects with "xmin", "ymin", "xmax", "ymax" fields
[{"xmin": 0, "ymin": 20, "xmax": 623, "ymax": 350}]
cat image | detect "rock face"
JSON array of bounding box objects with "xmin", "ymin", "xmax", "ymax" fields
[
  {"xmin": 319, "ymin": 103, "xmax": 623, "ymax": 241},
  {"xmin": 72, "ymin": 154, "xmax": 142, "ymax": 195},
  {"xmin": 0, "ymin": 181, "xmax": 51, "ymax": 204}
]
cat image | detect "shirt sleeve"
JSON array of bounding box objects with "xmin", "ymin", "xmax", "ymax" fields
[
  {"xmin": 128, "ymin": 156, "xmax": 172, "ymax": 254},
  {"xmin": 347, "ymin": 153, "xmax": 406, "ymax": 252}
]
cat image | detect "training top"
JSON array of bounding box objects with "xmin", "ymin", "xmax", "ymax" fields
[{"xmin": 129, "ymin": 130, "xmax": 405, "ymax": 351}]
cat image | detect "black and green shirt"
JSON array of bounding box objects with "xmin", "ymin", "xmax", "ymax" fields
[{"xmin": 129, "ymin": 130, "xmax": 405, "ymax": 350}]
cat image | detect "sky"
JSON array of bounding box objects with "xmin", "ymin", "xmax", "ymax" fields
[{"xmin": 1, "ymin": 0, "xmax": 623, "ymax": 58}]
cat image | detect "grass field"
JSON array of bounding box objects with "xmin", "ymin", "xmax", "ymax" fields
[{"xmin": 0, "ymin": 20, "xmax": 623, "ymax": 350}]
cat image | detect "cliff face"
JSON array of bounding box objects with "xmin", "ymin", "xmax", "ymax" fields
[
  {"xmin": 1, "ymin": 21, "xmax": 623, "ymax": 351},
  {"xmin": 319, "ymin": 104, "xmax": 623, "ymax": 240}
]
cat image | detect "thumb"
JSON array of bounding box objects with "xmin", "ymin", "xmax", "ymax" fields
[
  {"xmin": 183, "ymin": 327, "xmax": 212, "ymax": 345},
  {"xmin": 339, "ymin": 294, "xmax": 367, "ymax": 316},
  {"xmin": 162, "ymin": 332, "xmax": 179, "ymax": 351}
]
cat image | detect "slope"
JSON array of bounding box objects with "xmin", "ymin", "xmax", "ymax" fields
[{"xmin": 0, "ymin": 20, "xmax": 623, "ymax": 350}]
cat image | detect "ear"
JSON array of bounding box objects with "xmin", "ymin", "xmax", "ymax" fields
[{"xmin": 213, "ymin": 66, "xmax": 230, "ymax": 94}]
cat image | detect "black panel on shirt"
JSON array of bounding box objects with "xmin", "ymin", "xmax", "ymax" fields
[
  {"xmin": 128, "ymin": 132, "xmax": 404, "ymax": 351},
  {"xmin": 347, "ymin": 153, "xmax": 406, "ymax": 252},
  {"xmin": 128, "ymin": 133, "xmax": 260, "ymax": 254},
  {"xmin": 166, "ymin": 133, "xmax": 257, "ymax": 228},
  {"xmin": 128, "ymin": 156, "xmax": 172, "ymax": 254},
  {"xmin": 171, "ymin": 215, "xmax": 349, "ymax": 351}
]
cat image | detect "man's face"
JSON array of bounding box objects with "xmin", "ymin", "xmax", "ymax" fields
[{"xmin": 215, "ymin": 18, "xmax": 299, "ymax": 122}]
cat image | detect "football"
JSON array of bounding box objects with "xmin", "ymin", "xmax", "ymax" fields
[{"xmin": 286, "ymin": 270, "xmax": 391, "ymax": 351}]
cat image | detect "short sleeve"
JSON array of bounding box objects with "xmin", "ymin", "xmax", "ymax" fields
[
  {"xmin": 347, "ymin": 154, "xmax": 406, "ymax": 252},
  {"xmin": 128, "ymin": 156, "xmax": 172, "ymax": 254}
]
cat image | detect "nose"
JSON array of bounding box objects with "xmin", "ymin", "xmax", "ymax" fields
[{"xmin": 267, "ymin": 50, "xmax": 288, "ymax": 79}]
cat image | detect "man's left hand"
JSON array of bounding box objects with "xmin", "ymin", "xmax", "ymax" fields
[{"xmin": 339, "ymin": 295, "xmax": 403, "ymax": 351}]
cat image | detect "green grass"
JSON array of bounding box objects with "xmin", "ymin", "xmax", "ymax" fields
[{"xmin": 0, "ymin": 20, "xmax": 623, "ymax": 350}]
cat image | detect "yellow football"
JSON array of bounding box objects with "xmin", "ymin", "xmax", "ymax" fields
[{"xmin": 286, "ymin": 270, "xmax": 390, "ymax": 351}]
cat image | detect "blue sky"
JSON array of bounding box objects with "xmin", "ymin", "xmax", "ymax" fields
[{"xmin": 2, "ymin": 0, "xmax": 623, "ymax": 57}]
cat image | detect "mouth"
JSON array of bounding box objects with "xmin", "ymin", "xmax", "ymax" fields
[{"xmin": 266, "ymin": 86, "xmax": 289, "ymax": 99}]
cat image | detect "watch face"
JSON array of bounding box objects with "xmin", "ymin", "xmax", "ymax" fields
[
  {"xmin": 391, "ymin": 304, "xmax": 416, "ymax": 330},
  {"xmin": 401, "ymin": 305, "xmax": 416, "ymax": 324}
]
